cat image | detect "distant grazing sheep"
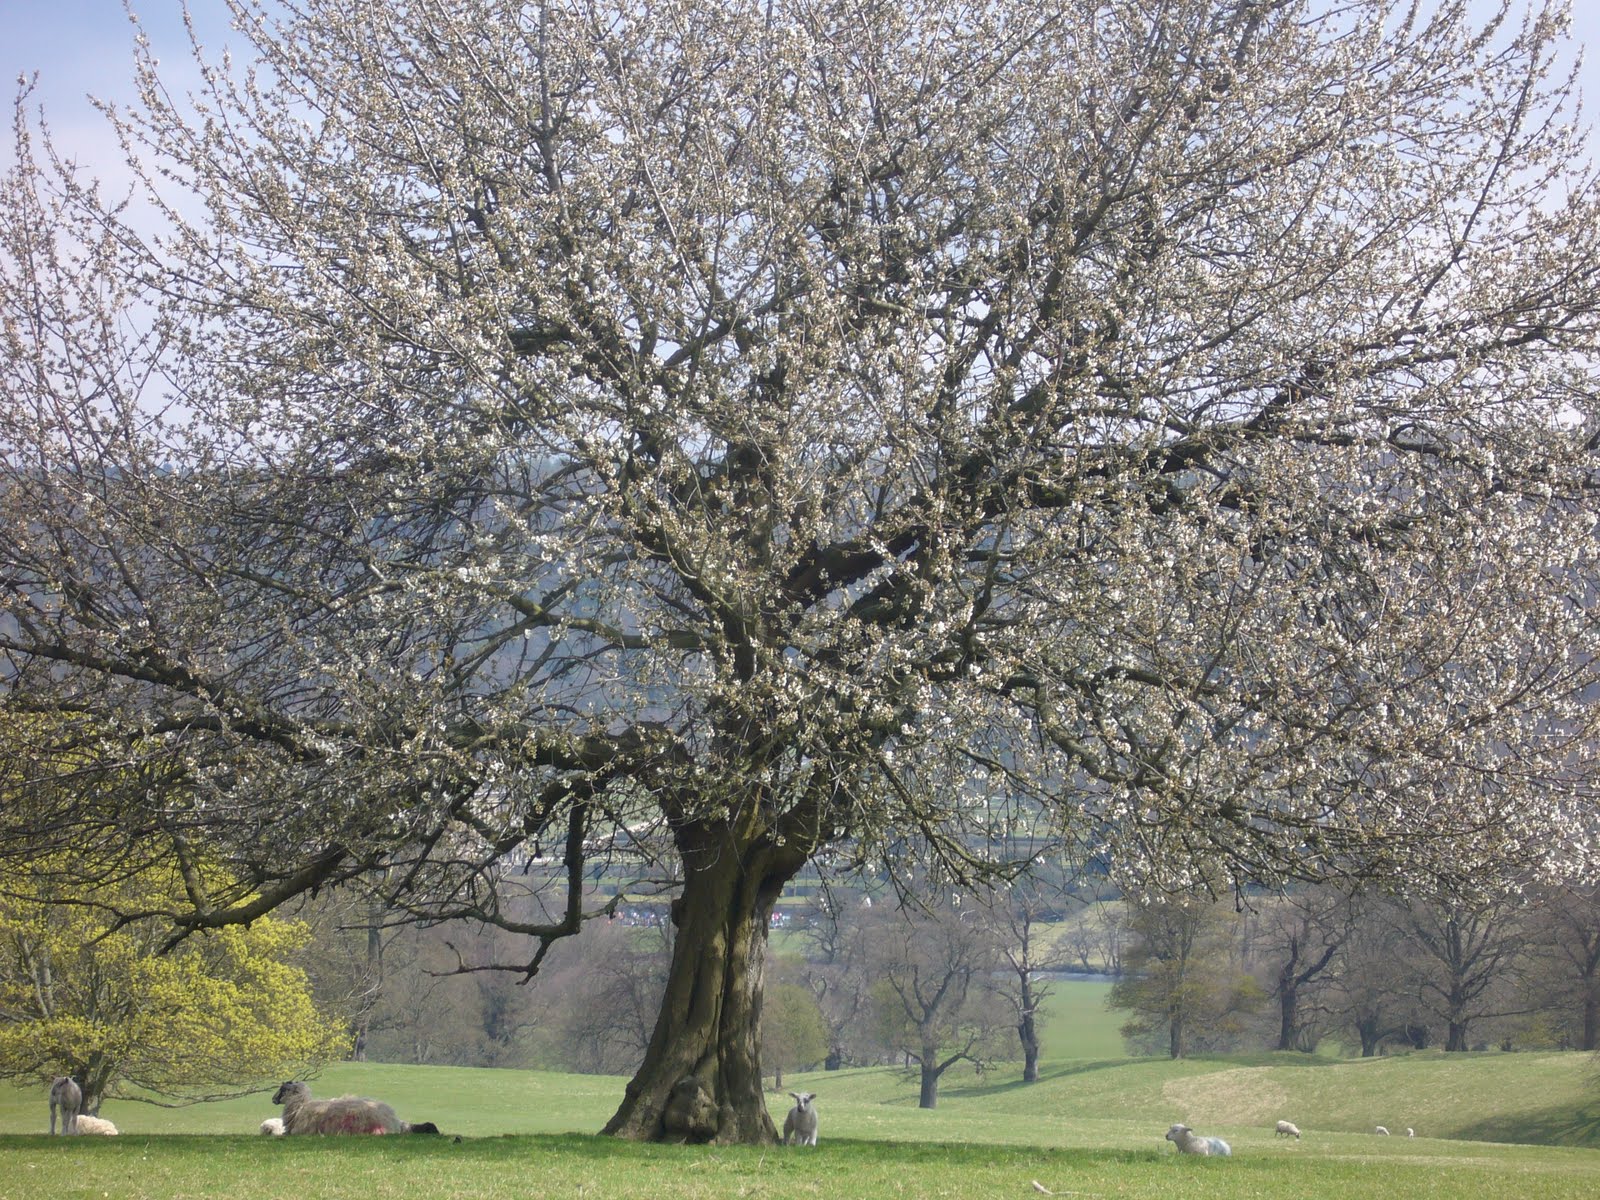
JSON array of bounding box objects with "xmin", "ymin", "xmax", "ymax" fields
[
  {"xmin": 75, "ymin": 1115, "xmax": 118, "ymax": 1135},
  {"xmin": 1166, "ymin": 1123, "xmax": 1231, "ymax": 1156},
  {"xmin": 271, "ymin": 1080, "xmax": 407, "ymax": 1135},
  {"xmin": 783, "ymin": 1092, "xmax": 819, "ymax": 1146},
  {"xmin": 1274, "ymin": 1120, "xmax": 1301, "ymax": 1139},
  {"xmin": 260, "ymin": 1117, "xmax": 286, "ymax": 1135},
  {"xmin": 1406, "ymin": 1128, "xmax": 1415, "ymax": 1137},
  {"xmin": 1374, "ymin": 1125, "xmax": 1390, "ymax": 1136},
  {"xmin": 49, "ymin": 1076, "xmax": 81, "ymax": 1135}
]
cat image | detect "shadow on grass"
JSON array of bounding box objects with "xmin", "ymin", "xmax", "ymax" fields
[
  {"xmin": 934, "ymin": 1051, "xmax": 1346, "ymax": 1103},
  {"xmin": 1454, "ymin": 1101, "xmax": 1600, "ymax": 1150}
]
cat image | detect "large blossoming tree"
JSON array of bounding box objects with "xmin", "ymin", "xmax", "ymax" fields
[{"xmin": 4, "ymin": 0, "xmax": 1600, "ymax": 1142}]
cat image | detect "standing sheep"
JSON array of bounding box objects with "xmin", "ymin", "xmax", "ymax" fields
[
  {"xmin": 1166, "ymin": 1123, "xmax": 1231, "ymax": 1156},
  {"xmin": 1274, "ymin": 1120, "xmax": 1302, "ymax": 1139},
  {"xmin": 48, "ymin": 1076, "xmax": 81, "ymax": 1136},
  {"xmin": 74, "ymin": 1115, "xmax": 118, "ymax": 1135},
  {"xmin": 783, "ymin": 1092, "xmax": 819, "ymax": 1146}
]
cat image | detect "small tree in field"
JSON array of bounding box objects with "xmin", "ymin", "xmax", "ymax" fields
[
  {"xmin": 760, "ymin": 980, "xmax": 829, "ymax": 1091},
  {"xmin": 5, "ymin": 0, "xmax": 1600, "ymax": 1141},
  {"xmin": 980, "ymin": 880, "xmax": 1067, "ymax": 1082},
  {"xmin": 1110, "ymin": 894, "xmax": 1263, "ymax": 1058},
  {"xmin": 1256, "ymin": 885, "xmax": 1353, "ymax": 1052},
  {"xmin": 866, "ymin": 894, "xmax": 1009, "ymax": 1108},
  {"xmin": 0, "ymin": 862, "xmax": 342, "ymax": 1110},
  {"xmin": 1520, "ymin": 884, "xmax": 1600, "ymax": 1051}
]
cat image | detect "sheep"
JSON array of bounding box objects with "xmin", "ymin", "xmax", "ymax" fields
[
  {"xmin": 1165, "ymin": 1123, "xmax": 1231, "ymax": 1157},
  {"xmin": 1374, "ymin": 1125, "xmax": 1390, "ymax": 1136},
  {"xmin": 782, "ymin": 1092, "xmax": 819, "ymax": 1146},
  {"xmin": 260, "ymin": 1117, "xmax": 286, "ymax": 1136},
  {"xmin": 271, "ymin": 1080, "xmax": 407, "ymax": 1135},
  {"xmin": 1274, "ymin": 1120, "xmax": 1302, "ymax": 1140},
  {"xmin": 48, "ymin": 1076, "xmax": 81, "ymax": 1136},
  {"xmin": 1407, "ymin": 1128, "xmax": 1415, "ymax": 1137},
  {"xmin": 74, "ymin": 1115, "xmax": 118, "ymax": 1135}
]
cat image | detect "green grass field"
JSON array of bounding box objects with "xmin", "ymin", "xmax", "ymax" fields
[{"xmin": 4, "ymin": 980, "xmax": 1600, "ymax": 1198}]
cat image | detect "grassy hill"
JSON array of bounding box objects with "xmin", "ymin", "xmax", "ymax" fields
[
  {"xmin": 6, "ymin": 987, "xmax": 1600, "ymax": 1200},
  {"xmin": 6, "ymin": 975, "xmax": 1600, "ymax": 1199},
  {"xmin": 6, "ymin": 1055, "xmax": 1600, "ymax": 1200}
]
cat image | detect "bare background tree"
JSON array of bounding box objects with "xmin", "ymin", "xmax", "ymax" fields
[
  {"xmin": 5, "ymin": 0, "xmax": 1600, "ymax": 1141},
  {"xmin": 865, "ymin": 895, "xmax": 1008, "ymax": 1108}
]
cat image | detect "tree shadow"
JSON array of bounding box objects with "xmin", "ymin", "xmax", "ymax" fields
[
  {"xmin": 936, "ymin": 1059, "xmax": 1153, "ymax": 1101},
  {"xmin": 1453, "ymin": 1101, "xmax": 1600, "ymax": 1150}
]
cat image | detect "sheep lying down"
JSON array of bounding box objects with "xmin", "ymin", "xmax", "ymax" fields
[
  {"xmin": 1166, "ymin": 1123, "xmax": 1231, "ymax": 1156},
  {"xmin": 270, "ymin": 1081, "xmax": 438, "ymax": 1135}
]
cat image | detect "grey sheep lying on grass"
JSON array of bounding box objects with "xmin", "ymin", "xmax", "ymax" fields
[
  {"xmin": 1166, "ymin": 1123, "xmax": 1231, "ymax": 1156},
  {"xmin": 271, "ymin": 1080, "xmax": 442, "ymax": 1135}
]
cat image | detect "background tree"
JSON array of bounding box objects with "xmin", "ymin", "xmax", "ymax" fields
[
  {"xmin": 867, "ymin": 895, "xmax": 1008, "ymax": 1108},
  {"xmin": 5, "ymin": 0, "xmax": 1600, "ymax": 1143},
  {"xmin": 0, "ymin": 861, "xmax": 342, "ymax": 1111},
  {"xmin": 1057, "ymin": 903, "xmax": 1127, "ymax": 979},
  {"xmin": 979, "ymin": 881, "xmax": 1067, "ymax": 1082},
  {"xmin": 538, "ymin": 918, "xmax": 672, "ymax": 1076},
  {"xmin": 1110, "ymin": 894, "xmax": 1263, "ymax": 1059},
  {"xmin": 1255, "ymin": 885, "xmax": 1353, "ymax": 1052},
  {"xmin": 796, "ymin": 889, "xmax": 880, "ymax": 1070},
  {"xmin": 1518, "ymin": 885, "xmax": 1600, "ymax": 1050},
  {"xmin": 1400, "ymin": 892, "xmax": 1530, "ymax": 1052},
  {"xmin": 760, "ymin": 978, "xmax": 829, "ymax": 1091},
  {"xmin": 1325, "ymin": 895, "xmax": 1426, "ymax": 1057}
]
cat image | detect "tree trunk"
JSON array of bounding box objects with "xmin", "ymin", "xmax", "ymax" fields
[
  {"xmin": 1357, "ymin": 1016, "xmax": 1381, "ymax": 1057},
  {"xmin": 919, "ymin": 1059, "xmax": 941, "ymax": 1109},
  {"xmin": 1583, "ymin": 990, "xmax": 1598, "ymax": 1053},
  {"xmin": 602, "ymin": 819, "xmax": 803, "ymax": 1144},
  {"xmin": 1019, "ymin": 1017, "xmax": 1040, "ymax": 1084},
  {"xmin": 1169, "ymin": 1010, "xmax": 1184, "ymax": 1059},
  {"xmin": 1018, "ymin": 977, "xmax": 1040, "ymax": 1083},
  {"xmin": 1276, "ymin": 980, "xmax": 1299, "ymax": 1052},
  {"xmin": 1446, "ymin": 1020, "xmax": 1469, "ymax": 1052}
]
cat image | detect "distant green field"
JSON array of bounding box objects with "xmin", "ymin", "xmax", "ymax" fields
[{"xmin": 1035, "ymin": 977, "xmax": 1126, "ymax": 1059}]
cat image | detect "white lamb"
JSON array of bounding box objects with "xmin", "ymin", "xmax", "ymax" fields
[
  {"xmin": 1274, "ymin": 1120, "xmax": 1301, "ymax": 1139},
  {"xmin": 783, "ymin": 1092, "xmax": 818, "ymax": 1146},
  {"xmin": 74, "ymin": 1115, "xmax": 118, "ymax": 1135},
  {"xmin": 260, "ymin": 1117, "xmax": 286, "ymax": 1135},
  {"xmin": 1374, "ymin": 1125, "xmax": 1390, "ymax": 1136},
  {"xmin": 1166, "ymin": 1123, "xmax": 1231, "ymax": 1156}
]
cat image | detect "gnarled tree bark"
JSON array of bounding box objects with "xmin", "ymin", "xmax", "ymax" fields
[{"xmin": 602, "ymin": 818, "xmax": 805, "ymax": 1143}]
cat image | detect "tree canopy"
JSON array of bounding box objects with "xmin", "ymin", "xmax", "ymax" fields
[
  {"xmin": 0, "ymin": 859, "xmax": 344, "ymax": 1108},
  {"xmin": 3, "ymin": 0, "xmax": 1600, "ymax": 1141}
]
